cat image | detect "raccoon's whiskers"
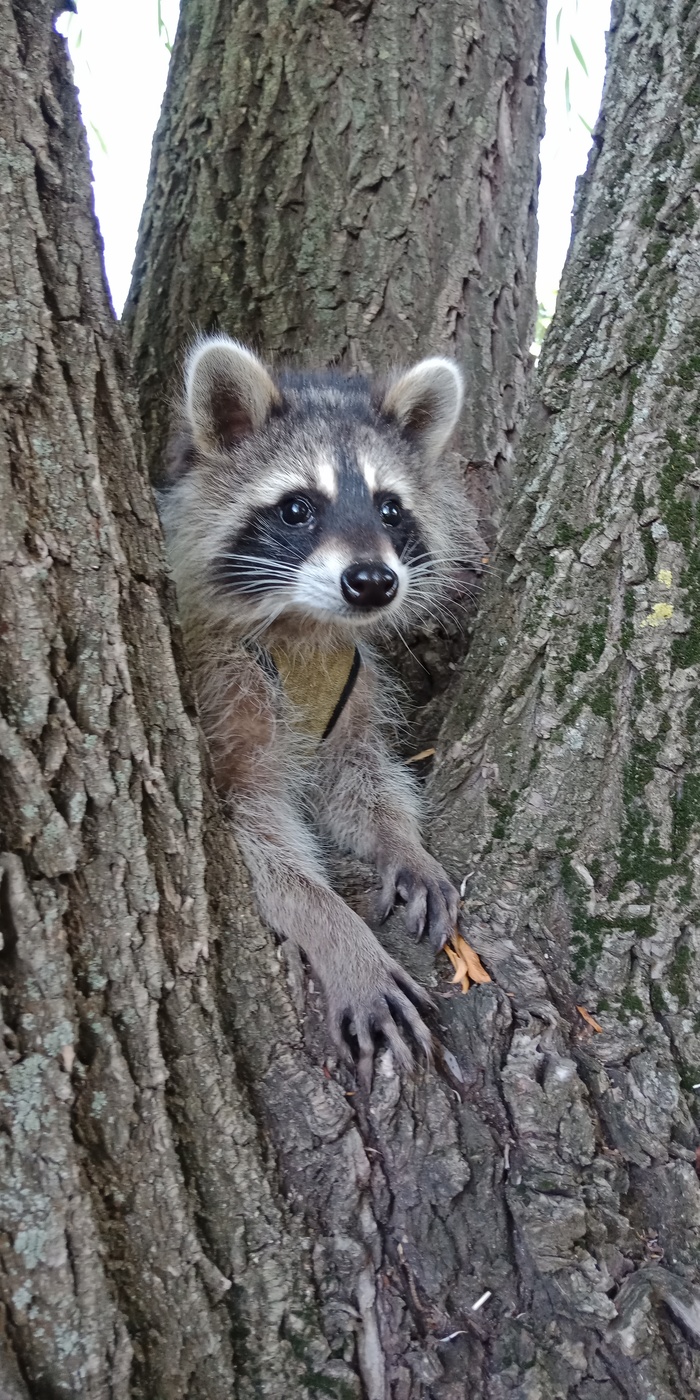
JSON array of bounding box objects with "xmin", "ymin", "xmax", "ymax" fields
[
  {"xmin": 221, "ymin": 581, "xmax": 295, "ymax": 597},
  {"xmin": 403, "ymin": 549, "xmax": 468, "ymax": 569},
  {"xmin": 390, "ymin": 620, "xmax": 431, "ymax": 674},
  {"xmin": 219, "ymin": 554, "xmax": 301, "ymax": 576},
  {"xmin": 411, "ymin": 600, "xmax": 450, "ymax": 634},
  {"xmin": 218, "ymin": 554, "xmax": 302, "ymax": 596},
  {"xmin": 408, "ymin": 587, "xmax": 463, "ymax": 632},
  {"xmin": 241, "ymin": 600, "xmax": 289, "ymax": 647},
  {"xmin": 221, "ymin": 571, "xmax": 299, "ymax": 584}
]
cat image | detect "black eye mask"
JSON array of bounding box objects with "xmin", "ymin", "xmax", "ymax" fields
[{"xmin": 213, "ymin": 469, "xmax": 429, "ymax": 597}]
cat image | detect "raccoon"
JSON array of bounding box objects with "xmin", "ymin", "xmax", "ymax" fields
[{"xmin": 162, "ymin": 335, "xmax": 470, "ymax": 1084}]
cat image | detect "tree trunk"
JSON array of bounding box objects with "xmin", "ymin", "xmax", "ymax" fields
[
  {"xmin": 428, "ymin": 0, "xmax": 700, "ymax": 1391},
  {"xmin": 0, "ymin": 5, "xmax": 348, "ymax": 1397},
  {"xmin": 2, "ymin": 5, "xmax": 700, "ymax": 1400},
  {"xmin": 125, "ymin": 0, "xmax": 546, "ymax": 733}
]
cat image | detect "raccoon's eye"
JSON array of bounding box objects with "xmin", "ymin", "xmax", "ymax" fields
[
  {"xmin": 380, "ymin": 496, "xmax": 403, "ymax": 527},
  {"xmin": 279, "ymin": 496, "xmax": 314, "ymax": 526}
]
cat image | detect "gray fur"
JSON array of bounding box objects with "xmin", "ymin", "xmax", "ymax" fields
[{"xmin": 161, "ymin": 335, "xmax": 472, "ymax": 1084}]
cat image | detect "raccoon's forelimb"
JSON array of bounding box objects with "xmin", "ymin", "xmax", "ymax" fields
[
  {"xmin": 201, "ymin": 653, "xmax": 433, "ymax": 1084},
  {"xmin": 316, "ymin": 668, "xmax": 459, "ymax": 952},
  {"xmin": 233, "ymin": 792, "xmax": 433, "ymax": 1086}
]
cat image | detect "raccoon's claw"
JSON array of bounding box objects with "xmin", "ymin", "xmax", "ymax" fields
[
  {"xmin": 328, "ymin": 959, "xmax": 434, "ymax": 1091},
  {"xmin": 379, "ymin": 856, "xmax": 459, "ymax": 954}
]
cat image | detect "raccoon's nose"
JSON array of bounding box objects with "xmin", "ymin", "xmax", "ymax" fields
[{"xmin": 341, "ymin": 562, "xmax": 398, "ymax": 609}]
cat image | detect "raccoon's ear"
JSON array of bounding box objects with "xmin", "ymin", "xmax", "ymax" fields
[
  {"xmin": 379, "ymin": 357, "xmax": 463, "ymax": 462},
  {"xmin": 184, "ymin": 336, "xmax": 281, "ymax": 452}
]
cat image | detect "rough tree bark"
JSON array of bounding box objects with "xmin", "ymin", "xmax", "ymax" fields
[
  {"xmin": 125, "ymin": 0, "xmax": 546, "ymax": 731},
  {"xmin": 429, "ymin": 0, "xmax": 700, "ymax": 1392},
  {"xmin": 1, "ymin": 5, "xmax": 699, "ymax": 1400},
  {"xmin": 1, "ymin": 4, "xmax": 367, "ymax": 1397}
]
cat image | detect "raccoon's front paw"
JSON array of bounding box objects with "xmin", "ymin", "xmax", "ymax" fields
[
  {"xmin": 324, "ymin": 932, "xmax": 434, "ymax": 1091},
  {"xmin": 377, "ymin": 851, "xmax": 459, "ymax": 953}
]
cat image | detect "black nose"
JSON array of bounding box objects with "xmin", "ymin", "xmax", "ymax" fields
[{"xmin": 341, "ymin": 562, "xmax": 399, "ymax": 609}]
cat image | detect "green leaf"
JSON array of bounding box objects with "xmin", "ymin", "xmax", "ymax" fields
[
  {"xmin": 157, "ymin": 0, "xmax": 172, "ymax": 52},
  {"xmin": 564, "ymin": 66, "xmax": 571, "ymax": 113},
  {"xmin": 570, "ymin": 35, "xmax": 589, "ymax": 75},
  {"xmin": 555, "ymin": 7, "xmax": 562, "ymax": 43},
  {"xmin": 579, "ymin": 114, "xmax": 593, "ymax": 135},
  {"xmin": 89, "ymin": 120, "xmax": 108, "ymax": 156}
]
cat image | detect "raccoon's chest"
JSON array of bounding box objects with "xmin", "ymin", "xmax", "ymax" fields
[{"xmin": 262, "ymin": 642, "xmax": 361, "ymax": 744}]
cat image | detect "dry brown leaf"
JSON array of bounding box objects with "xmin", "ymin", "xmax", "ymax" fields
[
  {"xmin": 444, "ymin": 942, "xmax": 470, "ymax": 993},
  {"xmin": 450, "ymin": 962, "xmax": 471, "ymax": 991},
  {"xmin": 576, "ymin": 1004, "xmax": 603, "ymax": 1033},
  {"xmin": 405, "ymin": 747, "xmax": 436, "ymax": 765},
  {"xmin": 452, "ymin": 932, "xmax": 492, "ymax": 985},
  {"xmin": 444, "ymin": 932, "xmax": 491, "ymax": 994}
]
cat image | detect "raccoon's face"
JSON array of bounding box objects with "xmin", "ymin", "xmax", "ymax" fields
[{"xmin": 166, "ymin": 336, "xmax": 465, "ymax": 638}]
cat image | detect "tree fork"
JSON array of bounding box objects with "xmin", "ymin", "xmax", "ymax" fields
[
  {"xmin": 125, "ymin": 0, "xmax": 546, "ymax": 731},
  {"xmin": 1, "ymin": 1, "xmax": 699, "ymax": 1399}
]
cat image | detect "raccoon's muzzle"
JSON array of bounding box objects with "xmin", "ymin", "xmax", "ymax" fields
[{"xmin": 340, "ymin": 561, "xmax": 398, "ymax": 609}]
